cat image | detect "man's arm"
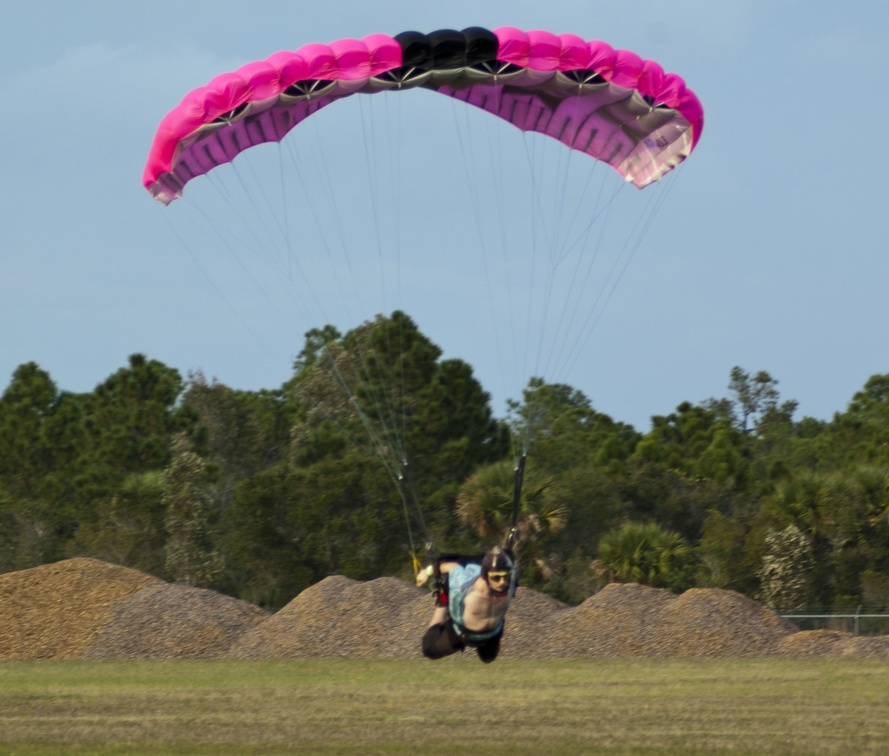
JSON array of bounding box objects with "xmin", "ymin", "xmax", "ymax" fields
[{"xmin": 415, "ymin": 554, "xmax": 484, "ymax": 587}]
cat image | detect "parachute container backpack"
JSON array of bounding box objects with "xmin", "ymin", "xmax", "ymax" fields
[{"xmin": 143, "ymin": 27, "xmax": 703, "ymax": 204}]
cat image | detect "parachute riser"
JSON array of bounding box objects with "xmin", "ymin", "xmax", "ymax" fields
[{"xmin": 506, "ymin": 453, "xmax": 526, "ymax": 550}]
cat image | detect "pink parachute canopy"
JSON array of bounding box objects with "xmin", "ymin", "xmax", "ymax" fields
[{"xmin": 143, "ymin": 27, "xmax": 703, "ymax": 204}]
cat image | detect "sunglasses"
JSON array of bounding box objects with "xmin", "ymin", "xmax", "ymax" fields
[{"xmin": 487, "ymin": 571, "xmax": 511, "ymax": 583}]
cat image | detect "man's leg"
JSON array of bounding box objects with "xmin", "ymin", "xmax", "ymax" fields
[
  {"xmin": 422, "ymin": 619, "xmax": 465, "ymax": 660},
  {"xmin": 427, "ymin": 605, "xmax": 448, "ymax": 627},
  {"xmin": 475, "ymin": 629, "xmax": 502, "ymax": 664}
]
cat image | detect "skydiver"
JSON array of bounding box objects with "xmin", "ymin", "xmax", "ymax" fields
[{"xmin": 415, "ymin": 545, "xmax": 517, "ymax": 663}]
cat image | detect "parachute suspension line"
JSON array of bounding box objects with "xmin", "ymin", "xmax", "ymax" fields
[
  {"xmin": 362, "ymin": 97, "xmax": 419, "ymax": 472},
  {"xmin": 320, "ymin": 347, "xmax": 407, "ymax": 487},
  {"xmin": 356, "ymin": 325, "xmax": 410, "ymax": 470},
  {"xmin": 350, "ymin": 96, "xmax": 425, "ymax": 491},
  {"xmin": 179, "ymin": 186, "xmax": 315, "ymax": 335},
  {"xmin": 522, "ymin": 131, "xmax": 577, "ymax": 386},
  {"xmin": 201, "ymin": 140, "xmax": 330, "ymax": 329},
  {"xmin": 523, "ymin": 136, "xmax": 594, "ymax": 385},
  {"xmin": 552, "ymin": 145, "xmax": 605, "ymax": 268},
  {"xmin": 293, "ymin": 97, "xmax": 421, "ymax": 561},
  {"xmin": 397, "ymin": 462, "xmax": 418, "ymax": 566},
  {"xmin": 540, "ymin": 129, "xmax": 576, "ymax": 269},
  {"xmin": 276, "ymin": 143, "xmax": 297, "ymax": 286},
  {"xmin": 283, "ymin": 122, "xmax": 411, "ymax": 467},
  {"xmin": 302, "ymin": 346, "xmax": 422, "ymax": 558},
  {"xmin": 277, "ymin": 106, "xmax": 419, "ymax": 522},
  {"xmin": 161, "ymin": 211, "xmax": 279, "ymax": 362},
  {"xmin": 536, "ymin": 194, "xmax": 606, "ymax": 385},
  {"xmin": 329, "ymin": 386, "xmax": 427, "ymax": 575},
  {"xmin": 197, "ymin": 168, "xmax": 280, "ymax": 271},
  {"xmin": 229, "ymin": 153, "xmax": 291, "ymax": 263},
  {"xmin": 517, "ymin": 134, "xmax": 573, "ymax": 456},
  {"xmin": 358, "ymin": 94, "xmax": 394, "ymax": 315},
  {"xmin": 287, "ymin": 106, "xmax": 414, "ymax": 496},
  {"xmin": 239, "ymin": 142, "xmax": 341, "ymax": 325},
  {"xmin": 561, "ymin": 175, "xmax": 677, "ymax": 381},
  {"xmin": 345, "ymin": 81, "xmax": 408, "ymax": 444},
  {"xmin": 449, "ymin": 95, "xmax": 514, "ymax": 415},
  {"xmin": 281, "ymin": 125, "xmax": 369, "ymax": 326},
  {"xmin": 323, "ymin": 329, "xmax": 428, "ymax": 572},
  {"xmin": 396, "ymin": 456, "xmax": 434, "ymax": 574},
  {"xmin": 451, "ymin": 93, "xmax": 537, "ymax": 470},
  {"xmin": 203, "ymin": 157, "xmax": 296, "ymax": 279},
  {"xmin": 529, "ymin": 178, "xmax": 621, "ymax": 399},
  {"xmin": 283, "ymin": 123, "xmax": 413, "ymax": 489}
]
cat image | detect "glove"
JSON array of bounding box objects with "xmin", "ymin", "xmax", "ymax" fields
[{"xmin": 416, "ymin": 566, "xmax": 430, "ymax": 587}]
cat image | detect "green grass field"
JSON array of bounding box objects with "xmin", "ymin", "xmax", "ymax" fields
[{"xmin": 1, "ymin": 658, "xmax": 887, "ymax": 754}]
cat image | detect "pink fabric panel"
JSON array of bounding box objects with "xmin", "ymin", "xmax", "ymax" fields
[
  {"xmin": 637, "ymin": 60, "xmax": 666, "ymax": 100},
  {"xmin": 201, "ymin": 72, "xmax": 251, "ymax": 118},
  {"xmin": 141, "ymin": 74, "xmax": 239, "ymax": 190},
  {"xmin": 364, "ymin": 34, "xmax": 403, "ymax": 75},
  {"xmin": 586, "ymin": 41, "xmax": 617, "ymax": 79},
  {"xmin": 143, "ymin": 106, "xmax": 192, "ymax": 188},
  {"xmin": 329, "ymin": 38, "xmax": 373, "ymax": 80},
  {"xmin": 235, "ymin": 60, "xmax": 283, "ymax": 101},
  {"xmin": 493, "ymin": 26, "xmax": 531, "ymax": 67},
  {"xmin": 265, "ymin": 51, "xmax": 309, "ymax": 88},
  {"xmin": 300, "ymin": 43, "xmax": 339, "ymax": 79},
  {"xmin": 557, "ymin": 33, "xmax": 589, "ymax": 70},
  {"xmin": 608, "ymin": 50, "xmax": 644, "ymax": 89},
  {"xmin": 525, "ymin": 30, "xmax": 562, "ymax": 71},
  {"xmin": 653, "ymin": 71, "xmax": 686, "ymax": 108}
]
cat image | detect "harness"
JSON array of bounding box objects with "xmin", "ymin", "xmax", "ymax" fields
[{"xmin": 447, "ymin": 564, "xmax": 510, "ymax": 643}]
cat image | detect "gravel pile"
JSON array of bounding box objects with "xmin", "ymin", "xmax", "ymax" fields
[
  {"xmin": 0, "ymin": 558, "xmax": 160, "ymax": 659},
  {"xmin": 228, "ymin": 576, "xmax": 429, "ymax": 659},
  {"xmin": 656, "ymin": 588, "xmax": 797, "ymax": 656},
  {"xmin": 3, "ymin": 559, "xmax": 888, "ymax": 660},
  {"xmin": 534, "ymin": 582, "xmax": 677, "ymax": 657},
  {"xmin": 85, "ymin": 583, "xmax": 270, "ymax": 659},
  {"xmin": 500, "ymin": 587, "xmax": 570, "ymax": 658},
  {"xmin": 776, "ymin": 629, "xmax": 889, "ymax": 659}
]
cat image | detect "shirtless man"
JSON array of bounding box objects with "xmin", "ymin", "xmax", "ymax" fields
[{"xmin": 416, "ymin": 546, "xmax": 516, "ymax": 663}]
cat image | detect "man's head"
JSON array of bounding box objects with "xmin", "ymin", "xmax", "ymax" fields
[{"xmin": 481, "ymin": 546, "xmax": 515, "ymax": 595}]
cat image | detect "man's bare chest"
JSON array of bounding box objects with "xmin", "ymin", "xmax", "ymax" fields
[{"xmin": 461, "ymin": 586, "xmax": 510, "ymax": 632}]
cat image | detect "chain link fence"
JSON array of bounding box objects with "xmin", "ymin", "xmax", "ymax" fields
[{"xmin": 779, "ymin": 608, "xmax": 889, "ymax": 636}]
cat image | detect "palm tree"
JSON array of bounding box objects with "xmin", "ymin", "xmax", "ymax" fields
[
  {"xmin": 456, "ymin": 459, "xmax": 565, "ymax": 545},
  {"xmin": 594, "ymin": 521, "xmax": 692, "ymax": 590}
]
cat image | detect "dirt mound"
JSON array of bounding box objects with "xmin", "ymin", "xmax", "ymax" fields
[
  {"xmin": 230, "ymin": 578, "xmax": 570, "ymax": 660},
  {"xmin": 537, "ymin": 583, "xmax": 676, "ymax": 657},
  {"xmin": 0, "ymin": 558, "xmax": 160, "ymax": 659},
  {"xmin": 229, "ymin": 576, "xmax": 429, "ymax": 658},
  {"xmin": 777, "ymin": 629, "xmax": 889, "ymax": 659},
  {"xmin": 85, "ymin": 583, "xmax": 270, "ymax": 659},
  {"xmin": 658, "ymin": 588, "xmax": 796, "ymax": 656},
  {"xmin": 500, "ymin": 587, "xmax": 570, "ymax": 657},
  {"xmin": 3, "ymin": 559, "xmax": 886, "ymax": 660},
  {"xmin": 534, "ymin": 583, "xmax": 796, "ymax": 657}
]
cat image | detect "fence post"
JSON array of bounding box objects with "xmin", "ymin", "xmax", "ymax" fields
[{"xmin": 854, "ymin": 605, "xmax": 861, "ymax": 636}]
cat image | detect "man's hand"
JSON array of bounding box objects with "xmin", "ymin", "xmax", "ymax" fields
[{"xmin": 416, "ymin": 567, "xmax": 430, "ymax": 588}]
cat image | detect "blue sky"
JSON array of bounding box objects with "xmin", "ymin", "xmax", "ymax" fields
[{"xmin": 2, "ymin": 1, "xmax": 888, "ymax": 431}]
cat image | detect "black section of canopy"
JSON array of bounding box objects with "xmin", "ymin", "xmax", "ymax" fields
[{"xmin": 390, "ymin": 27, "xmax": 499, "ymax": 79}]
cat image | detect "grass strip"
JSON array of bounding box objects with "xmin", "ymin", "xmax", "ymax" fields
[{"xmin": 0, "ymin": 658, "xmax": 887, "ymax": 754}]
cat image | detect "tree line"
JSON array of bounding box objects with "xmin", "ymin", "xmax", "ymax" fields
[{"xmin": 2, "ymin": 311, "xmax": 888, "ymax": 612}]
